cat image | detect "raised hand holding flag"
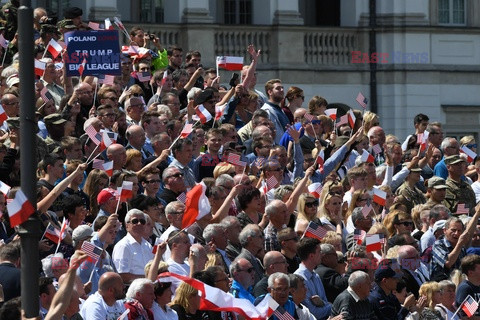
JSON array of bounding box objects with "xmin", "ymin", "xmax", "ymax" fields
[{"xmin": 356, "ymin": 92, "xmax": 368, "ymax": 109}]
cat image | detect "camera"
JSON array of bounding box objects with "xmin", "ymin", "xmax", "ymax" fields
[
  {"xmin": 40, "ymin": 17, "xmax": 58, "ymax": 25},
  {"xmin": 149, "ymin": 34, "xmax": 155, "ymax": 40}
]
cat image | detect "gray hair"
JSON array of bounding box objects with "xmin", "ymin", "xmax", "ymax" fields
[
  {"xmin": 440, "ymin": 137, "xmax": 457, "ymax": 153},
  {"xmin": 445, "ymin": 216, "xmax": 464, "ymax": 230},
  {"xmin": 165, "ymin": 201, "xmax": 185, "ymax": 216},
  {"xmin": 162, "ymin": 167, "xmax": 179, "ymax": 183},
  {"xmin": 215, "ymin": 174, "xmax": 234, "ymax": 188},
  {"xmin": 274, "ymin": 185, "xmax": 294, "ymax": 200},
  {"xmin": 267, "ymin": 272, "xmax": 290, "ymax": 288},
  {"xmin": 203, "ymin": 223, "xmax": 223, "ymax": 243},
  {"xmin": 320, "ymin": 243, "xmax": 335, "ymax": 255},
  {"xmin": 265, "ymin": 199, "xmax": 284, "ymax": 217},
  {"xmin": 438, "ymin": 280, "xmax": 456, "ymax": 291},
  {"xmin": 348, "ymin": 271, "xmax": 370, "ymax": 287},
  {"xmin": 187, "ymin": 87, "xmax": 202, "ymax": 101},
  {"xmin": 41, "ymin": 253, "xmax": 64, "ymax": 278},
  {"xmin": 156, "ymin": 104, "xmax": 173, "ymax": 118},
  {"xmin": 220, "ymin": 216, "xmax": 240, "ymax": 229},
  {"xmin": 126, "ymin": 278, "xmax": 153, "ymax": 299},
  {"xmin": 229, "ymin": 257, "xmax": 245, "ymax": 275},
  {"xmin": 125, "ymin": 209, "xmax": 146, "ymax": 224},
  {"xmin": 288, "ymin": 273, "xmax": 305, "ymax": 289},
  {"xmin": 351, "ymin": 207, "xmax": 365, "ymax": 225},
  {"xmin": 239, "ymin": 224, "xmax": 261, "ymax": 247},
  {"xmin": 375, "ymin": 164, "xmax": 387, "ymax": 180},
  {"xmin": 430, "ymin": 204, "xmax": 450, "ymax": 220}
]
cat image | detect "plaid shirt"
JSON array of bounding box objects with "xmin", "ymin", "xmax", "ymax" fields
[
  {"xmin": 431, "ymin": 236, "xmax": 466, "ymax": 281},
  {"xmin": 264, "ymin": 223, "xmax": 282, "ymax": 253}
]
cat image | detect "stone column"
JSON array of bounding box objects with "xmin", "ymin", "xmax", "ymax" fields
[
  {"xmin": 86, "ymin": 0, "xmax": 119, "ymax": 20},
  {"xmin": 180, "ymin": 0, "xmax": 214, "ymax": 24},
  {"xmin": 273, "ymin": 0, "xmax": 304, "ymax": 25}
]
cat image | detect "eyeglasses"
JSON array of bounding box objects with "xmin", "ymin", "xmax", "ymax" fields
[
  {"xmin": 102, "ymin": 113, "xmax": 116, "ymax": 118},
  {"xmin": 311, "ymin": 120, "xmax": 321, "ymax": 125},
  {"xmin": 105, "ymin": 96, "xmax": 118, "ymax": 101},
  {"xmin": 146, "ymin": 179, "xmax": 161, "ymax": 184},
  {"xmin": 167, "ymin": 173, "xmax": 183, "ymax": 179},
  {"xmin": 239, "ymin": 267, "xmax": 254, "ymax": 273},
  {"xmin": 3, "ymin": 101, "xmax": 19, "ymax": 106},
  {"xmin": 396, "ymin": 221, "xmax": 414, "ymax": 227},
  {"xmin": 467, "ymin": 144, "xmax": 477, "ymax": 149},
  {"xmin": 260, "ymin": 145, "xmax": 273, "ymax": 149},
  {"xmin": 305, "ymin": 201, "xmax": 319, "ymax": 208},
  {"xmin": 129, "ymin": 218, "xmax": 146, "ymax": 225}
]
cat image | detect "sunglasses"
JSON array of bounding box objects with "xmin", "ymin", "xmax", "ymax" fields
[
  {"xmin": 305, "ymin": 201, "xmax": 319, "ymax": 208},
  {"xmin": 146, "ymin": 179, "xmax": 161, "ymax": 184},
  {"xmin": 168, "ymin": 173, "xmax": 183, "ymax": 179},
  {"xmin": 396, "ymin": 221, "xmax": 414, "ymax": 227},
  {"xmin": 284, "ymin": 236, "xmax": 299, "ymax": 242},
  {"xmin": 129, "ymin": 218, "xmax": 146, "ymax": 225},
  {"xmin": 240, "ymin": 267, "xmax": 255, "ymax": 273}
]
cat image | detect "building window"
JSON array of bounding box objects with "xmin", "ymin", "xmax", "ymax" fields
[
  {"xmin": 224, "ymin": 0, "xmax": 252, "ymax": 24},
  {"xmin": 140, "ymin": 0, "xmax": 164, "ymax": 23},
  {"xmin": 438, "ymin": 0, "xmax": 465, "ymax": 25}
]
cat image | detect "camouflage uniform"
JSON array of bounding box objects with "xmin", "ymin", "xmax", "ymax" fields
[
  {"xmin": 0, "ymin": 0, "xmax": 18, "ymax": 41},
  {"xmin": 443, "ymin": 177, "xmax": 476, "ymax": 216},
  {"xmin": 396, "ymin": 182, "xmax": 426, "ymax": 213}
]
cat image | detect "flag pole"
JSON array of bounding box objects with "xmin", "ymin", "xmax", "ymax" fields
[
  {"xmin": 114, "ymin": 191, "xmax": 122, "ymax": 215},
  {"xmin": 92, "ymin": 80, "xmax": 98, "ymax": 108},
  {"xmin": 85, "ymin": 144, "xmax": 100, "ymax": 164},
  {"xmin": 169, "ymin": 120, "xmax": 200, "ymax": 149},
  {"xmin": 88, "ymin": 251, "xmax": 103, "ymax": 282},
  {"xmin": 451, "ymin": 295, "xmax": 469, "ymax": 320},
  {"xmin": 39, "ymin": 224, "xmax": 48, "ymax": 242},
  {"xmin": 54, "ymin": 217, "xmax": 66, "ymax": 254},
  {"xmin": 1, "ymin": 46, "xmax": 8, "ymax": 67}
]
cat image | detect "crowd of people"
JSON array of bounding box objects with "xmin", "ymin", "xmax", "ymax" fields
[{"xmin": 0, "ymin": 3, "xmax": 479, "ymax": 320}]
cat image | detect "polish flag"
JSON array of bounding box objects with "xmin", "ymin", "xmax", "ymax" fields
[
  {"xmin": 308, "ymin": 182, "xmax": 323, "ymax": 198},
  {"xmin": 47, "ymin": 39, "xmax": 64, "ymax": 59},
  {"xmin": 99, "ymin": 131, "xmax": 113, "ymax": 151},
  {"xmin": 120, "ymin": 181, "xmax": 133, "ymax": 202},
  {"xmin": 58, "ymin": 217, "xmax": 69, "ymax": 242},
  {"xmin": 366, "ymin": 234, "xmax": 383, "ymax": 252},
  {"xmin": 160, "ymin": 70, "xmax": 168, "ymax": 86},
  {"xmin": 216, "ymin": 56, "xmax": 244, "ymax": 71},
  {"xmin": 0, "ymin": 34, "xmax": 8, "ymax": 49},
  {"xmin": 180, "ymin": 123, "xmax": 193, "ymax": 138},
  {"xmin": 104, "ymin": 18, "xmax": 113, "ymax": 30},
  {"xmin": 372, "ymin": 187, "xmax": 386, "ymax": 206},
  {"xmin": 78, "ymin": 58, "xmax": 87, "ymax": 76},
  {"xmin": 361, "ymin": 149, "xmax": 375, "ymax": 163},
  {"xmin": 113, "ymin": 17, "xmax": 128, "ymax": 35},
  {"xmin": 195, "ymin": 104, "xmax": 212, "ymax": 124},
  {"xmin": 158, "ymin": 272, "xmax": 270, "ymax": 320},
  {"xmin": 102, "ymin": 161, "xmax": 113, "ymax": 177},
  {"xmin": 88, "ymin": 21, "xmax": 101, "ymax": 30},
  {"xmin": 34, "ymin": 59, "xmax": 46, "ymax": 77},
  {"xmin": 347, "ymin": 109, "xmax": 356, "ymax": 128},
  {"xmin": 418, "ymin": 131, "xmax": 429, "ymax": 152},
  {"xmin": 182, "ymin": 182, "xmax": 211, "ymax": 228},
  {"xmin": 0, "ymin": 180, "xmax": 10, "ymax": 196},
  {"xmin": 324, "ymin": 108, "xmax": 337, "ymax": 120},
  {"xmin": 215, "ymin": 104, "xmax": 226, "ymax": 121},
  {"xmin": 44, "ymin": 223, "xmax": 62, "ymax": 244},
  {"xmin": 356, "ymin": 92, "xmax": 368, "ymax": 109},
  {"xmin": 316, "ymin": 149, "xmax": 325, "ymax": 172},
  {"xmin": 7, "ymin": 189, "xmax": 35, "ymax": 228},
  {"xmin": 0, "ymin": 105, "xmax": 7, "ymax": 125},
  {"xmin": 460, "ymin": 145, "xmax": 477, "ymax": 163}
]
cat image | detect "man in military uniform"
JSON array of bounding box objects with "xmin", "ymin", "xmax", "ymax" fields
[
  {"xmin": 443, "ymin": 155, "xmax": 476, "ymax": 216},
  {"xmin": 43, "ymin": 113, "xmax": 66, "ymax": 154},
  {"xmin": 0, "ymin": 0, "xmax": 18, "ymax": 41},
  {"xmin": 426, "ymin": 176, "xmax": 448, "ymax": 206},
  {"xmin": 396, "ymin": 165, "xmax": 426, "ymax": 213}
]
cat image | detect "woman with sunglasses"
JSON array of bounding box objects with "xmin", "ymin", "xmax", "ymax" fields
[
  {"xmin": 383, "ymin": 210, "xmax": 415, "ymax": 238},
  {"xmin": 295, "ymin": 193, "xmax": 321, "ymax": 230},
  {"xmin": 284, "ymin": 86, "xmax": 304, "ymax": 124},
  {"xmin": 318, "ymin": 191, "xmax": 347, "ymax": 247}
]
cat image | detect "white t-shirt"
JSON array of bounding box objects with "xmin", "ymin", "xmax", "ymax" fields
[
  {"xmin": 80, "ymin": 291, "xmax": 126, "ymax": 320},
  {"xmin": 152, "ymin": 301, "xmax": 179, "ymax": 320}
]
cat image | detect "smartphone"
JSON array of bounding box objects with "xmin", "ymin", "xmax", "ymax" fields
[{"xmin": 229, "ymin": 73, "xmax": 239, "ymax": 87}]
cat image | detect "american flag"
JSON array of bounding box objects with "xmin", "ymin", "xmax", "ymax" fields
[
  {"xmin": 353, "ymin": 229, "xmax": 366, "ymax": 244},
  {"xmin": 379, "ymin": 233, "xmax": 386, "ymax": 244},
  {"xmin": 252, "ymin": 157, "xmax": 266, "ymax": 168},
  {"xmin": 356, "ymin": 92, "xmax": 368, "ymax": 109},
  {"xmin": 227, "ymin": 153, "xmax": 246, "ymax": 167},
  {"xmin": 337, "ymin": 114, "xmax": 348, "ymax": 126},
  {"xmin": 176, "ymin": 192, "xmax": 187, "ymax": 204},
  {"xmin": 85, "ymin": 124, "xmax": 100, "ymax": 145},
  {"xmin": 361, "ymin": 203, "xmax": 373, "ymax": 218},
  {"xmin": 97, "ymin": 74, "xmax": 115, "ymax": 85},
  {"xmin": 137, "ymin": 71, "xmax": 151, "ymax": 82},
  {"xmin": 265, "ymin": 175, "xmax": 278, "ymax": 191},
  {"xmin": 303, "ymin": 221, "xmax": 328, "ymax": 241},
  {"xmin": 273, "ymin": 306, "xmax": 295, "ymax": 320},
  {"xmin": 88, "ymin": 21, "xmax": 100, "ymax": 30},
  {"xmin": 304, "ymin": 113, "xmax": 315, "ymax": 122},
  {"xmin": 0, "ymin": 34, "xmax": 8, "ymax": 49},
  {"xmin": 40, "ymin": 87, "xmax": 53, "ymax": 103},
  {"xmin": 456, "ymin": 203, "xmax": 469, "ymax": 215},
  {"xmin": 92, "ymin": 159, "xmax": 105, "ymax": 170},
  {"xmin": 81, "ymin": 241, "xmax": 103, "ymax": 262},
  {"xmin": 372, "ymin": 144, "xmax": 382, "ymax": 155},
  {"xmin": 462, "ymin": 295, "xmax": 479, "ymax": 317}
]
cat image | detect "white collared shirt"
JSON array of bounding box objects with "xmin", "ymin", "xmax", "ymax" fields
[{"xmin": 112, "ymin": 233, "xmax": 153, "ymax": 275}]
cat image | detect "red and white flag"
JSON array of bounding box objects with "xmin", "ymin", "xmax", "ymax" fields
[
  {"xmin": 81, "ymin": 240, "xmax": 103, "ymax": 263},
  {"xmin": 324, "ymin": 109, "xmax": 337, "ymax": 120},
  {"xmin": 44, "ymin": 223, "xmax": 62, "ymax": 243},
  {"xmin": 265, "ymin": 175, "xmax": 278, "ymax": 191},
  {"xmin": 372, "ymin": 144, "xmax": 382, "ymax": 155},
  {"xmin": 7, "ymin": 189, "xmax": 35, "ymax": 228},
  {"xmin": 104, "ymin": 18, "xmax": 113, "ymax": 30},
  {"xmin": 303, "ymin": 221, "xmax": 328, "ymax": 241},
  {"xmin": 0, "ymin": 105, "xmax": 6, "ymax": 125},
  {"xmin": 113, "ymin": 17, "xmax": 128, "ymax": 35},
  {"xmin": 227, "ymin": 153, "xmax": 246, "ymax": 167},
  {"xmin": 182, "ymin": 182, "xmax": 211, "ymax": 228},
  {"xmin": 460, "ymin": 145, "xmax": 477, "ymax": 163},
  {"xmin": 0, "ymin": 180, "xmax": 10, "ymax": 196},
  {"xmin": 92, "ymin": 159, "xmax": 104, "ymax": 170},
  {"xmin": 316, "ymin": 149, "xmax": 325, "ymax": 172},
  {"xmin": 308, "ymin": 182, "xmax": 322, "ymax": 198},
  {"xmin": 59, "ymin": 217, "xmax": 69, "ymax": 242},
  {"xmin": 0, "ymin": 34, "xmax": 8, "ymax": 49},
  {"xmin": 215, "ymin": 104, "xmax": 226, "ymax": 121},
  {"xmin": 304, "ymin": 113, "xmax": 315, "ymax": 122},
  {"xmin": 160, "ymin": 70, "xmax": 168, "ymax": 86},
  {"xmin": 137, "ymin": 71, "xmax": 151, "ymax": 82},
  {"xmin": 216, "ymin": 56, "xmax": 244, "ymax": 71},
  {"xmin": 353, "ymin": 229, "xmax": 366, "ymax": 244},
  {"xmin": 102, "ymin": 161, "xmax": 113, "ymax": 177},
  {"xmin": 158, "ymin": 272, "xmax": 270, "ymax": 320},
  {"xmin": 88, "ymin": 21, "xmax": 101, "ymax": 30},
  {"xmin": 47, "ymin": 39, "xmax": 64, "ymax": 59},
  {"xmin": 365, "ymin": 234, "xmax": 383, "ymax": 252},
  {"xmin": 356, "ymin": 92, "xmax": 368, "ymax": 109},
  {"xmin": 100, "ymin": 131, "xmax": 113, "ymax": 151},
  {"xmin": 85, "ymin": 125, "xmax": 100, "ymax": 145},
  {"xmin": 34, "ymin": 59, "xmax": 46, "ymax": 77},
  {"xmin": 461, "ymin": 295, "xmax": 479, "ymax": 318},
  {"xmin": 372, "ymin": 187, "xmax": 386, "ymax": 206},
  {"xmin": 194, "ymin": 104, "xmax": 213, "ymax": 124},
  {"xmin": 78, "ymin": 58, "xmax": 87, "ymax": 76},
  {"xmin": 361, "ymin": 149, "xmax": 375, "ymax": 163},
  {"xmin": 180, "ymin": 123, "xmax": 193, "ymax": 138},
  {"xmin": 119, "ymin": 181, "xmax": 133, "ymax": 202},
  {"xmin": 347, "ymin": 109, "xmax": 356, "ymax": 128}
]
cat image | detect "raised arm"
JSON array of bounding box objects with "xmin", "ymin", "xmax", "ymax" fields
[{"xmin": 242, "ymin": 44, "xmax": 261, "ymax": 89}]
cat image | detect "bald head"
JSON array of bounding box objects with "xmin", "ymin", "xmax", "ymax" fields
[
  {"xmin": 106, "ymin": 143, "xmax": 127, "ymax": 169},
  {"xmin": 98, "ymin": 272, "xmax": 123, "ymax": 292}
]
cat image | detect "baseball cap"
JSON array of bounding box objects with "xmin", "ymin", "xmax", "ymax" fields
[
  {"xmin": 44, "ymin": 113, "xmax": 67, "ymax": 126},
  {"xmin": 97, "ymin": 188, "xmax": 116, "ymax": 206},
  {"xmin": 445, "ymin": 155, "xmax": 466, "ymax": 165},
  {"xmin": 72, "ymin": 225, "xmax": 93, "ymax": 246},
  {"xmin": 433, "ymin": 220, "xmax": 446, "ymax": 233},
  {"xmin": 374, "ymin": 262, "xmax": 402, "ymax": 282},
  {"xmin": 428, "ymin": 176, "xmax": 447, "ymax": 189}
]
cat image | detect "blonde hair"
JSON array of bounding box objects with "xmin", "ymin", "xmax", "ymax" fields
[
  {"xmin": 383, "ymin": 210, "xmax": 411, "ymax": 237},
  {"xmin": 125, "ymin": 149, "xmax": 142, "ymax": 169},
  {"xmin": 297, "ymin": 193, "xmax": 318, "ymax": 222},
  {"xmin": 419, "ymin": 282, "xmax": 440, "ymax": 310},
  {"xmin": 171, "ymin": 283, "xmax": 198, "ymax": 311},
  {"xmin": 205, "ymin": 252, "xmax": 223, "ymax": 268},
  {"xmin": 460, "ymin": 135, "xmax": 475, "ymax": 146},
  {"xmin": 321, "ymin": 231, "xmax": 342, "ymax": 251},
  {"xmin": 318, "ymin": 191, "xmax": 342, "ymax": 221},
  {"xmin": 345, "ymin": 189, "xmax": 369, "ymax": 224},
  {"xmin": 144, "ymin": 261, "xmax": 169, "ymax": 278},
  {"xmin": 368, "ymin": 222, "xmax": 388, "ymax": 236},
  {"xmin": 362, "ymin": 111, "xmax": 379, "ymax": 135},
  {"xmin": 213, "ymin": 162, "xmax": 235, "ymax": 179}
]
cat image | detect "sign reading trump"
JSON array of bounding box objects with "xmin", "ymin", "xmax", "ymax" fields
[{"xmin": 64, "ymin": 30, "xmax": 121, "ymax": 76}]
